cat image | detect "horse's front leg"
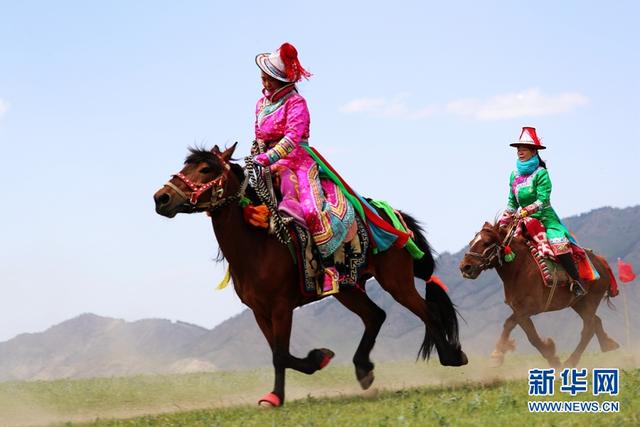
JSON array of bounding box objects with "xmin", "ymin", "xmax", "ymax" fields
[
  {"xmin": 516, "ymin": 315, "xmax": 561, "ymax": 368},
  {"xmin": 491, "ymin": 312, "xmax": 518, "ymax": 367},
  {"xmin": 259, "ymin": 303, "xmax": 334, "ymax": 407}
]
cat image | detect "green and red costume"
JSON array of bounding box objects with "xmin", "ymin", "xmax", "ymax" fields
[{"xmin": 504, "ymin": 166, "xmax": 572, "ymax": 255}]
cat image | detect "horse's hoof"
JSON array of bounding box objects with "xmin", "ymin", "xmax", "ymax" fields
[
  {"xmin": 317, "ymin": 348, "xmax": 335, "ymax": 369},
  {"xmin": 446, "ymin": 349, "xmax": 469, "ymax": 366},
  {"xmin": 562, "ymin": 356, "xmax": 580, "ymax": 369},
  {"xmin": 459, "ymin": 350, "xmax": 469, "ymax": 366},
  {"xmin": 356, "ymin": 367, "xmax": 375, "ymax": 390},
  {"xmin": 548, "ymin": 356, "xmax": 562, "ymax": 369},
  {"xmin": 543, "ymin": 338, "xmax": 557, "ymax": 356},
  {"xmin": 258, "ymin": 392, "xmax": 282, "ymax": 407},
  {"xmin": 600, "ymin": 339, "xmax": 620, "ymax": 353},
  {"xmin": 362, "ymin": 387, "xmax": 379, "ymax": 399},
  {"xmin": 490, "ymin": 357, "xmax": 504, "ymax": 368},
  {"xmin": 490, "ymin": 351, "xmax": 504, "ymax": 368},
  {"xmin": 440, "ymin": 349, "xmax": 468, "ymax": 367}
]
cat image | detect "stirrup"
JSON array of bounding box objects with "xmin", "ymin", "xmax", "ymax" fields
[
  {"xmin": 318, "ymin": 268, "xmax": 339, "ymax": 296},
  {"xmin": 570, "ymin": 280, "xmax": 587, "ymax": 297}
]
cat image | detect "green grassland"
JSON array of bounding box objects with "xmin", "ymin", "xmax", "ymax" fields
[{"xmin": 1, "ymin": 353, "xmax": 638, "ymax": 427}]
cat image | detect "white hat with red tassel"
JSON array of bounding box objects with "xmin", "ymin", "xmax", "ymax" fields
[
  {"xmin": 255, "ymin": 42, "xmax": 312, "ymax": 83},
  {"xmin": 510, "ymin": 126, "xmax": 546, "ymax": 150}
]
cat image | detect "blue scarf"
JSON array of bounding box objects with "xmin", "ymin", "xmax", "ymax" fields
[{"xmin": 517, "ymin": 155, "xmax": 540, "ymax": 175}]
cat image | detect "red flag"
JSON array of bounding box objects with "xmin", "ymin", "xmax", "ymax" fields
[{"xmin": 617, "ymin": 258, "xmax": 637, "ymax": 283}]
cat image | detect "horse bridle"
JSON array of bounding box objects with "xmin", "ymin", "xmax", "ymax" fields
[
  {"xmin": 465, "ymin": 236, "xmax": 503, "ymax": 270},
  {"xmin": 464, "ymin": 221, "xmax": 519, "ymax": 271},
  {"xmin": 163, "ymin": 152, "xmax": 248, "ymax": 213}
]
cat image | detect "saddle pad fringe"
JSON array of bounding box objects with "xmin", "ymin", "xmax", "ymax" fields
[{"xmin": 525, "ymin": 241, "xmax": 568, "ymax": 288}]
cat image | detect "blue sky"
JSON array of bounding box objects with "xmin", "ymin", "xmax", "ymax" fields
[{"xmin": 1, "ymin": 1, "xmax": 638, "ymax": 341}]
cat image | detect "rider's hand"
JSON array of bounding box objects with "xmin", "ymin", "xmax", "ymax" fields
[
  {"xmin": 253, "ymin": 153, "xmax": 270, "ymax": 167},
  {"xmin": 516, "ymin": 208, "xmax": 528, "ymax": 219},
  {"xmin": 250, "ymin": 139, "xmax": 264, "ymax": 156},
  {"xmin": 498, "ymin": 211, "xmax": 513, "ymax": 227}
]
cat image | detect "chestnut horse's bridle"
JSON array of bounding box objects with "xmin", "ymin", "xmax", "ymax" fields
[
  {"xmin": 465, "ymin": 235, "xmax": 503, "ymax": 270},
  {"xmin": 163, "ymin": 152, "xmax": 248, "ymax": 213},
  {"xmin": 464, "ymin": 221, "xmax": 519, "ymax": 271}
]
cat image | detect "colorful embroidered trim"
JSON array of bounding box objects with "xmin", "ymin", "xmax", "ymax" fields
[
  {"xmin": 265, "ymin": 137, "xmax": 296, "ymax": 164},
  {"xmin": 369, "ymin": 199, "xmax": 425, "ymax": 260}
]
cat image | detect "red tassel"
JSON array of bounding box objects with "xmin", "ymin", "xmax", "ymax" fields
[
  {"xmin": 426, "ymin": 275, "xmax": 448, "ymax": 292},
  {"xmin": 279, "ymin": 42, "xmax": 312, "ymax": 82}
]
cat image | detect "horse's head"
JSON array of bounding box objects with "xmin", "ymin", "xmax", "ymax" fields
[
  {"xmin": 459, "ymin": 221, "xmax": 505, "ymax": 279},
  {"xmin": 154, "ymin": 143, "xmax": 240, "ymax": 218}
]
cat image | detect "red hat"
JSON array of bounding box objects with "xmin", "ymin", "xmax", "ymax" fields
[
  {"xmin": 510, "ymin": 126, "xmax": 546, "ymax": 150},
  {"xmin": 255, "ymin": 42, "xmax": 312, "ymax": 83}
]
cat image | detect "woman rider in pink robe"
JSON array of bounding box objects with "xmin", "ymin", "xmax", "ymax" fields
[{"xmin": 252, "ymin": 43, "xmax": 355, "ymax": 296}]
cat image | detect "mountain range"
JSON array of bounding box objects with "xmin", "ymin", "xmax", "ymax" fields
[{"xmin": 1, "ymin": 205, "xmax": 638, "ymax": 381}]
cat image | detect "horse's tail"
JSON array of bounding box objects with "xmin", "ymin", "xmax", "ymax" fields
[
  {"xmin": 401, "ymin": 212, "xmax": 460, "ymax": 360},
  {"xmin": 596, "ymin": 255, "xmax": 618, "ymax": 309},
  {"xmin": 417, "ymin": 277, "xmax": 461, "ymax": 360},
  {"xmin": 399, "ymin": 212, "xmax": 435, "ymax": 281}
]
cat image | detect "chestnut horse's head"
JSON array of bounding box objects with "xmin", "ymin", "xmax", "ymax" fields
[
  {"xmin": 154, "ymin": 143, "xmax": 238, "ymax": 218},
  {"xmin": 459, "ymin": 221, "xmax": 504, "ymax": 279}
]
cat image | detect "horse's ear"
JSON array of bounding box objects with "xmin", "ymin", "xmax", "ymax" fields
[
  {"xmin": 211, "ymin": 145, "xmax": 221, "ymax": 154},
  {"xmin": 483, "ymin": 221, "xmax": 492, "ymax": 229},
  {"xmin": 220, "ymin": 142, "xmax": 238, "ymax": 161}
]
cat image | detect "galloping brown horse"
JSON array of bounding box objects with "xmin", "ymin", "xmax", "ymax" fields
[
  {"xmin": 459, "ymin": 221, "xmax": 619, "ymax": 368},
  {"xmin": 154, "ymin": 145, "xmax": 467, "ymax": 406}
]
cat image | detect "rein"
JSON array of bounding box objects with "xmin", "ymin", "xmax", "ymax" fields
[{"xmin": 245, "ymin": 155, "xmax": 292, "ymax": 246}]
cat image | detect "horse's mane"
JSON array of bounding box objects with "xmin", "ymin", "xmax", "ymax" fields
[
  {"xmin": 185, "ymin": 147, "xmax": 220, "ymax": 167},
  {"xmin": 184, "ymin": 147, "xmax": 251, "ymax": 192},
  {"xmin": 184, "ymin": 147, "xmax": 260, "ymax": 264}
]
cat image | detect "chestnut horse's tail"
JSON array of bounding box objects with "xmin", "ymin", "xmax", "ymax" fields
[
  {"xmin": 594, "ymin": 254, "xmax": 618, "ymax": 309},
  {"xmin": 401, "ymin": 212, "xmax": 461, "ymax": 360}
]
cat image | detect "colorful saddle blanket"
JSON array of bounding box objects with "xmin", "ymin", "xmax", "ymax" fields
[
  {"xmin": 516, "ymin": 217, "xmax": 599, "ymax": 283},
  {"xmin": 302, "ymin": 146, "xmax": 411, "ymax": 253},
  {"xmin": 289, "ymin": 216, "xmax": 370, "ymax": 296},
  {"xmin": 524, "ymin": 241, "xmax": 570, "ymax": 287}
]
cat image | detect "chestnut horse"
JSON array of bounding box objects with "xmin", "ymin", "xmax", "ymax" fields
[
  {"xmin": 153, "ymin": 145, "xmax": 467, "ymax": 406},
  {"xmin": 459, "ymin": 221, "xmax": 619, "ymax": 368}
]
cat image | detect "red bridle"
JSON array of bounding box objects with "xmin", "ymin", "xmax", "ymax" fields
[
  {"xmin": 172, "ymin": 171, "xmax": 228, "ymax": 205},
  {"xmin": 164, "ymin": 152, "xmax": 232, "ymax": 208}
]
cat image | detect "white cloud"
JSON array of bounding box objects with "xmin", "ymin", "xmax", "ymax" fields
[
  {"xmin": 0, "ymin": 99, "xmax": 8, "ymax": 119},
  {"xmin": 339, "ymin": 94, "xmax": 436, "ymax": 119},
  {"xmin": 445, "ymin": 88, "xmax": 589, "ymax": 120},
  {"xmin": 339, "ymin": 97, "xmax": 387, "ymax": 114},
  {"xmin": 340, "ymin": 88, "xmax": 588, "ymax": 121}
]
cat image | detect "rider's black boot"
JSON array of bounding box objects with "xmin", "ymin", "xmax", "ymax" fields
[{"xmin": 557, "ymin": 253, "xmax": 587, "ymax": 297}]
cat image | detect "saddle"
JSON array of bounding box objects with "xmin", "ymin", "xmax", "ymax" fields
[
  {"xmin": 517, "ymin": 217, "xmax": 597, "ymax": 288},
  {"xmin": 243, "ymin": 162, "xmax": 368, "ymax": 295}
]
